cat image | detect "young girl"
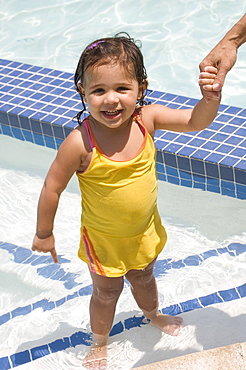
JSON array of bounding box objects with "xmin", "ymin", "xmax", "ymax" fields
[{"xmin": 32, "ymin": 33, "xmax": 221, "ymax": 369}]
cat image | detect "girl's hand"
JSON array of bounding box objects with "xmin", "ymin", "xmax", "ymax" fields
[
  {"xmin": 198, "ymin": 66, "xmax": 221, "ymax": 102},
  {"xmin": 32, "ymin": 233, "xmax": 58, "ymax": 263}
]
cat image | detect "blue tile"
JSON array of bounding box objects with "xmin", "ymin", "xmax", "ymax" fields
[
  {"xmin": 0, "ymin": 312, "xmax": 10, "ymax": 325},
  {"xmin": 10, "ymin": 350, "xmax": 31, "ymax": 367},
  {"xmin": 157, "ymin": 172, "xmax": 167, "ymax": 181},
  {"xmin": 177, "ymin": 156, "xmax": 190, "ymax": 171},
  {"xmin": 8, "ymin": 113, "xmax": 20, "ymax": 127},
  {"xmin": 221, "ymin": 187, "xmax": 236, "ymax": 197},
  {"xmin": 165, "ymin": 143, "xmax": 183, "ymax": 152},
  {"xmin": 19, "ymin": 116, "xmax": 31, "ymax": 130},
  {"xmin": 49, "ymin": 338, "xmax": 71, "ymax": 353},
  {"xmin": 191, "ymin": 149, "xmax": 210, "ymax": 160},
  {"xmin": 191, "ymin": 158, "xmax": 205, "ymax": 175},
  {"xmin": 156, "ymin": 150, "xmax": 164, "ymax": 163},
  {"xmin": 211, "ymin": 132, "xmax": 229, "ymax": 142},
  {"xmin": 226, "ymin": 136, "xmax": 243, "ymax": 146},
  {"xmin": 166, "ymin": 166, "xmax": 178, "ymax": 177},
  {"xmin": 236, "ymin": 183, "xmax": 246, "ymax": 195},
  {"xmin": 193, "ymin": 174, "xmax": 206, "ymax": 184},
  {"xmin": 199, "ymin": 292, "xmax": 223, "ymax": 307},
  {"xmin": 32, "ymin": 299, "xmax": 55, "ymax": 311},
  {"xmin": 225, "ymin": 106, "xmax": 243, "ymax": 115},
  {"xmin": 239, "ymin": 140, "xmax": 246, "ymax": 148},
  {"xmin": 206, "ymin": 153, "xmax": 224, "ymax": 164},
  {"xmin": 0, "ymin": 357, "xmax": 11, "ymax": 370},
  {"xmin": 234, "ymin": 168, "xmax": 246, "ymax": 185},
  {"xmin": 110, "ymin": 321, "xmax": 124, "ymax": 336},
  {"xmin": 162, "ymin": 304, "xmax": 181, "ymax": 316},
  {"xmin": 218, "ymin": 288, "xmax": 239, "ymax": 301},
  {"xmin": 230, "ymin": 117, "xmax": 245, "ymax": 126},
  {"xmin": 178, "ymin": 147, "xmax": 196, "ymax": 156},
  {"xmin": 188, "ymin": 138, "xmax": 206, "ymax": 147},
  {"xmin": 221, "ymin": 180, "xmax": 235, "ymax": 191},
  {"xmin": 180, "ymin": 179, "xmax": 192, "ymax": 187},
  {"xmin": 156, "ymin": 162, "xmax": 164, "ymax": 173},
  {"xmin": 31, "ymin": 345, "xmax": 50, "ymax": 360},
  {"xmin": 217, "ymin": 113, "xmax": 232, "ymax": 122},
  {"xmin": 11, "ymin": 305, "xmax": 31, "ymax": 318},
  {"xmin": 179, "ymin": 170, "xmax": 192, "ymax": 180},
  {"xmin": 220, "ymin": 124, "xmax": 238, "ymax": 134},
  {"xmin": 207, "ymin": 177, "xmax": 219, "ymax": 186},
  {"xmin": 235, "ymin": 127, "xmax": 246, "ymax": 136},
  {"xmin": 236, "ymin": 160, "xmax": 246, "ymax": 171},
  {"xmin": 220, "ymin": 165, "xmax": 234, "ymax": 181},
  {"xmin": 174, "ymin": 134, "xmax": 191, "ymax": 144},
  {"xmin": 237, "ymin": 283, "xmax": 246, "ymax": 298},
  {"xmin": 180, "ymin": 298, "xmax": 202, "ymax": 312},
  {"xmin": 167, "ymin": 175, "xmax": 179, "ymax": 185},
  {"xmin": 230, "ymin": 147, "xmax": 245, "ymax": 158},
  {"xmin": 202, "ymin": 141, "xmax": 220, "ymax": 150},
  {"xmin": 162, "ymin": 132, "xmax": 179, "ymax": 141},
  {"xmin": 0, "ymin": 111, "xmax": 9, "ymax": 125},
  {"xmin": 187, "ymin": 98, "xmax": 199, "ymax": 106},
  {"xmin": 30, "ymin": 119, "xmax": 42, "ymax": 133},
  {"xmin": 207, "ymin": 185, "xmax": 220, "ymax": 195},
  {"xmin": 53, "ymin": 125, "xmax": 65, "ymax": 139},
  {"xmin": 70, "ymin": 331, "xmax": 92, "ymax": 347},
  {"xmin": 163, "ymin": 152, "xmax": 177, "ymax": 167}
]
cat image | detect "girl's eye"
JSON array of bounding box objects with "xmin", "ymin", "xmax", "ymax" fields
[
  {"xmin": 117, "ymin": 86, "xmax": 129, "ymax": 92},
  {"xmin": 93, "ymin": 88, "xmax": 104, "ymax": 94}
]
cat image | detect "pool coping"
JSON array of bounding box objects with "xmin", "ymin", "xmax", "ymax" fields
[
  {"xmin": 0, "ymin": 58, "xmax": 246, "ymax": 200},
  {"xmin": 134, "ymin": 341, "xmax": 246, "ymax": 369}
]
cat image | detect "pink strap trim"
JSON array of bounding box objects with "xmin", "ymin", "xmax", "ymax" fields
[{"xmin": 83, "ymin": 118, "xmax": 94, "ymax": 149}]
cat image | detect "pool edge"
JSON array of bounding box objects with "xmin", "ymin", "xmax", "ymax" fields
[{"xmin": 134, "ymin": 341, "xmax": 246, "ymax": 369}]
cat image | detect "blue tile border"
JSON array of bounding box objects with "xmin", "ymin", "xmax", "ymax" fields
[
  {"xmin": 0, "ymin": 241, "xmax": 245, "ymax": 369},
  {"xmin": 0, "ymin": 58, "xmax": 245, "ymax": 199}
]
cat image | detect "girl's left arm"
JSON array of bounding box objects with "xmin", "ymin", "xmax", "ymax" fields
[{"xmin": 142, "ymin": 66, "xmax": 221, "ymax": 134}]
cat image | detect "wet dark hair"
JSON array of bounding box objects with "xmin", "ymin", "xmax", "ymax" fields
[{"xmin": 74, "ymin": 32, "xmax": 148, "ymax": 125}]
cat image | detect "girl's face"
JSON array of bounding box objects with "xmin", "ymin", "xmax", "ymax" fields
[{"xmin": 79, "ymin": 61, "xmax": 143, "ymax": 129}]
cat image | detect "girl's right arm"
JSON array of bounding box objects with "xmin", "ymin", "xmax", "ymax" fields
[{"xmin": 32, "ymin": 128, "xmax": 87, "ymax": 263}]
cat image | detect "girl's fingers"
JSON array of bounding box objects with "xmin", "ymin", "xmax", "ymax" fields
[
  {"xmin": 204, "ymin": 66, "xmax": 218, "ymax": 74},
  {"xmin": 198, "ymin": 78, "xmax": 215, "ymax": 86},
  {"xmin": 199, "ymin": 72, "xmax": 216, "ymax": 79}
]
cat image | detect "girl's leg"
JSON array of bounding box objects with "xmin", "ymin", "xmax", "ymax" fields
[
  {"xmin": 125, "ymin": 259, "xmax": 183, "ymax": 336},
  {"xmin": 83, "ymin": 271, "xmax": 124, "ymax": 369}
]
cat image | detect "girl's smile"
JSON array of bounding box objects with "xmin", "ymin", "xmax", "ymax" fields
[{"xmin": 78, "ymin": 61, "xmax": 142, "ymax": 129}]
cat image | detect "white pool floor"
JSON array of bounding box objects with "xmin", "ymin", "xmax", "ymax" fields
[{"xmin": 0, "ymin": 136, "xmax": 246, "ymax": 369}]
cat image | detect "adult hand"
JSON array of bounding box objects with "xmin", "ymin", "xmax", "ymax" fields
[
  {"xmin": 32, "ymin": 233, "xmax": 58, "ymax": 263},
  {"xmin": 199, "ymin": 43, "xmax": 237, "ymax": 102}
]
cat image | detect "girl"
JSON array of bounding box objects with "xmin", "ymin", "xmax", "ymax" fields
[{"xmin": 32, "ymin": 33, "xmax": 221, "ymax": 369}]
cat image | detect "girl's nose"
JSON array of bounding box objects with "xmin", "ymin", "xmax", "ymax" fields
[{"xmin": 104, "ymin": 91, "xmax": 119, "ymax": 104}]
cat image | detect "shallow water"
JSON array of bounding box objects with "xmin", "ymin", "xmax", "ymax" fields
[
  {"xmin": 0, "ymin": 135, "xmax": 245, "ymax": 369},
  {"xmin": 0, "ymin": 0, "xmax": 245, "ymax": 107}
]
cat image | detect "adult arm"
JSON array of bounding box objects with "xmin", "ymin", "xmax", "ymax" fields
[{"xmin": 199, "ymin": 13, "xmax": 246, "ymax": 101}]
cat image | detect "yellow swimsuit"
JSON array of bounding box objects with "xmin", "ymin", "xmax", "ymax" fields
[{"xmin": 76, "ymin": 110, "xmax": 167, "ymax": 277}]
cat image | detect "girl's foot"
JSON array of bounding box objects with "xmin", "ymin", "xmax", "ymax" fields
[
  {"xmin": 83, "ymin": 333, "xmax": 108, "ymax": 370},
  {"xmin": 83, "ymin": 345, "xmax": 107, "ymax": 369},
  {"xmin": 144, "ymin": 309, "xmax": 183, "ymax": 336}
]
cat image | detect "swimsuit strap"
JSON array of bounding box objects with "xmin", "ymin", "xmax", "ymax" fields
[
  {"xmin": 133, "ymin": 109, "xmax": 146, "ymax": 135},
  {"xmin": 83, "ymin": 117, "xmax": 94, "ymax": 149}
]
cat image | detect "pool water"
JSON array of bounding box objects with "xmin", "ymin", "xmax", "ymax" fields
[
  {"xmin": 0, "ymin": 0, "xmax": 246, "ymax": 108},
  {"xmin": 0, "ymin": 135, "xmax": 245, "ymax": 369},
  {"xmin": 0, "ymin": 0, "xmax": 246, "ymax": 368}
]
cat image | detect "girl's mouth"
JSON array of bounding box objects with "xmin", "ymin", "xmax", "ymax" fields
[{"xmin": 101, "ymin": 110, "xmax": 122, "ymax": 118}]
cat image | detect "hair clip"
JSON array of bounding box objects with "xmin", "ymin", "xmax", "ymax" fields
[{"xmin": 87, "ymin": 40, "xmax": 105, "ymax": 50}]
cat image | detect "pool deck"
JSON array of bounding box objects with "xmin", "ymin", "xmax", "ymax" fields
[
  {"xmin": 0, "ymin": 58, "xmax": 246, "ymax": 200},
  {"xmin": 135, "ymin": 341, "xmax": 246, "ymax": 369}
]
